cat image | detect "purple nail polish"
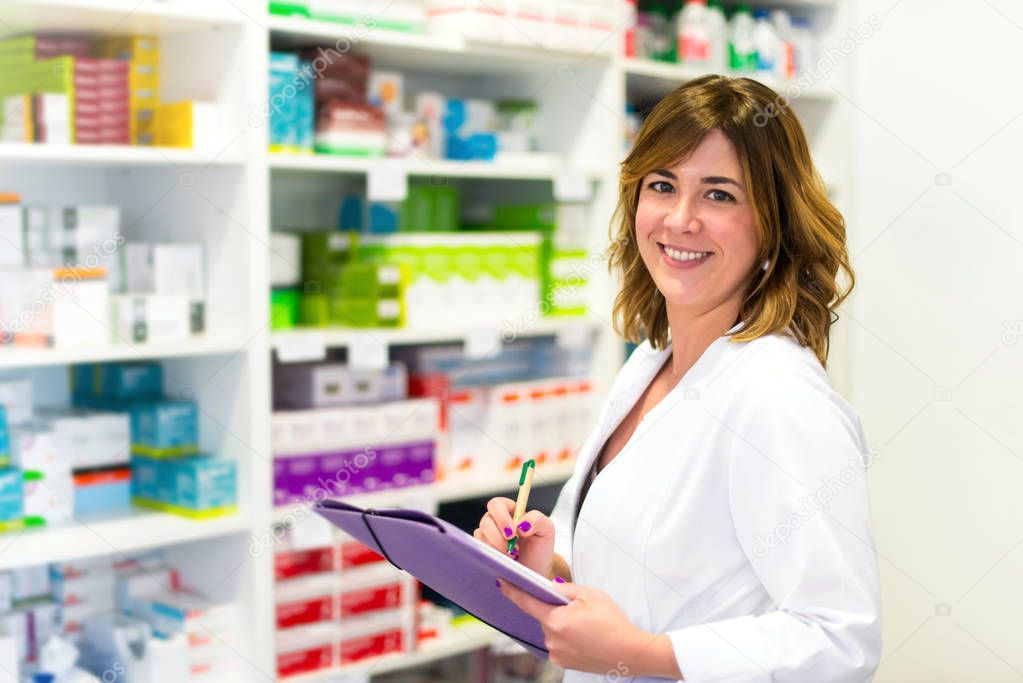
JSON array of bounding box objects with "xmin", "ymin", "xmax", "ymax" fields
[
  {"xmin": 496, "ymin": 579, "xmax": 501, "ymax": 588},
  {"xmin": 554, "ymin": 576, "xmax": 565, "ymax": 584},
  {"xmin": 517, "ymin": 521, "xmax": 532, "ymax": 533},
  {"xmin": 503, "ymin": 526, "xmax": 513, "ymax": 538}
]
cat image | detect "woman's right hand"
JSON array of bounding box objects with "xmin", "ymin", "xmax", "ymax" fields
[{"xmin": 473, "ymin": 496, "xmax": 556, "ymax": 579}]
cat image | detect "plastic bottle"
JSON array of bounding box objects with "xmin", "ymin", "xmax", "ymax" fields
[
  {"xmin": 677, "ymin": 0, "xmax": 711, "ymax": 66},
  {"xmin": 752, "ymin": 8, "xmax": 777, "ymax": 75},
  {"xmin": 729, "ymin": 4, "xmax": 757, "ymax": 72},
  {"xmin": 770, "ymin": 9, "xmax": 796, "ymax": 80},
  {"xmin": 706, "ymin": 0, "xmax": 728, "ymax": 72}
]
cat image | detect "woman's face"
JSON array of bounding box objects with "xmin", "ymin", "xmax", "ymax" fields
[{"xmin": 635, "ymin": 129, "xmax": 759, "ymax": 321}]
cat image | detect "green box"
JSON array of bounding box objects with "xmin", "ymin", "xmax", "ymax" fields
[{"xmin": 271, "ymin": 288, "xmax": 301, "ymax": 330}]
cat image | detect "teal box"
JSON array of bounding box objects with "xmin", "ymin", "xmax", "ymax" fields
[
  {"xmin": 131, "ymin": 456, "xmax": 161, "ymax": 501},
  {"xmin": 72, "ymin": 362, "xmax": 163, "ymax": 401},
  {"xmin": 0, "ymin": 468, "xmax": 22, "ymax": 523},
  {"xmin": 0, "ymin": 406, "xmax": 9, "ymax": 465},
  {"xmin": 173, "ymin": 456, "xmax": 237, "ymax": 510},
  {"xmin": 130, "ymin": 401, "xmax": 199, "ymax": 457}
]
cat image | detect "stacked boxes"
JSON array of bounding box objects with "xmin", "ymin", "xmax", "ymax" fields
[
  {"xmin": 274, "ymin": 520, "xmax": 419, "ymax": 677},
  {"xmin": 491, "ymin": 202, "xmax": 592, "ymax": 317},
  {"xmin": 111, "ymin": 241, "xmax": 207, "ymax": 340},
  {"xmin": 272, "ymin": 398, "xmax": 439, "ymax": 505},
  {"xmin": 95, "ymin": 35, "xmax": 160, "ymax": 146},
  {"xmin": 72, "ymin": 361, "xmax": 237, "ymax": 519}
]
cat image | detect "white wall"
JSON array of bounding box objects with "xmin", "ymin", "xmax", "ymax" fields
[{"xmin": 847, "ymin": 0, "xmax": 1023, "ymax": 679}]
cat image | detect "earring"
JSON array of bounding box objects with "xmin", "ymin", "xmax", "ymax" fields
[{"xmin": 761, "ymin": 258, "xmax": 771, "ymax": 271}]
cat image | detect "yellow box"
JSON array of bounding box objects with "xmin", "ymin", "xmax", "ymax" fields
[
  {"xmin": 98, "ymin": 35, "xmax": 159, "ymax": 64},
  {"xmin": 154, "ymin": 101, "xmax": 194, "ymax": 148},
  {"xmin": 129, "ymin": 62, "xmax": 159, "ymax": 90}
]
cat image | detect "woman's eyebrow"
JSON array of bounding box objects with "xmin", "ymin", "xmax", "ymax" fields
[{"xmin": 702, "ymin": 175, "xmax": 744, "ymax": 189}]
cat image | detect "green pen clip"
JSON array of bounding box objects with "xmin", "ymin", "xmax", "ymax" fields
[{"xmin": 507, "ymin": 459, "xmax": 536, "ymax": 554}]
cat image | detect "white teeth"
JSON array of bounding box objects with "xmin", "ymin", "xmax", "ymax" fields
[{"xmin": 663, "ymin": 246, "xmax": 710, "ymax": 262}]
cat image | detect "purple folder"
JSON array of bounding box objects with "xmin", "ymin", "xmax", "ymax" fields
[{"xmin": 314, "ymin": 498, "xmax": 569, "ymax": 658}]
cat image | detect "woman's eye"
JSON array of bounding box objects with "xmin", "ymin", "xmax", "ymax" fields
[
  {"xmin": 647, "ymin": 181, "xmax": 674, "ymax": 193},
  {"xmin": 706, "ymin": 189, "xmax": 736, "ymax": 202}
]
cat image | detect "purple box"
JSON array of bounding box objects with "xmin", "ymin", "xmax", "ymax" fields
[{"xmin": 273, "ymin": 440, "xmax": 435, "ymax": 506}]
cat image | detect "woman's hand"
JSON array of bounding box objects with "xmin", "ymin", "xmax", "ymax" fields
[
  {"xmin": 473, "ymin": 497, "xmax": 555, "ymax": 578},
  {"xmin": 497, "ymin": 579, "xmax": 682, "ymax": 679}
]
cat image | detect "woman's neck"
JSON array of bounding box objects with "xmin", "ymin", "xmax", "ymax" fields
[{"xmin": 664, "ymin": 302, "xmax": 741, "ymax": 382}]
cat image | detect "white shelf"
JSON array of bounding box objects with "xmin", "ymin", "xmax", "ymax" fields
[
  {"xmin": 0, "ymin": 335, "xmax": 252, "ymax": 369},
  {"xmin": 0, "ymin": 143, "xmax": 244, "ymax": 168},
  {"xmin": 281, "ymin": 619, "xmax": 499, "ymax": 682},
  {"xmin": 623, "ymin": 58, "xmax": 836, "ymax": 102},
  {"xmin": 271, "ymin": 317, "xmax": 600, "ymax": 358},
  {"xmin": 268, "ymin": 15, "xmax": 611, "ymax": 75},
  {"xmin": 0, "ymin": 509, "xmax": 250, "ymax": 570},
  {"xmin": 1, "ymin": 0, "xmax": 248, "ymax": 35},
  {"xmin": 269, "ymin": 152, "xmax": 601, "ymax": 181}
]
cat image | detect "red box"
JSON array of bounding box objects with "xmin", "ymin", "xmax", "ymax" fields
[
  {"xmin": 339, "ymin": 629, "xmax": 402, "ymax": 665},
  {"xmin": 339, "ymin": 541, "xmax": 384, "ymax": 570},
  {"xmin": 275, "ymin": 548, "xmax": 335, "ymax": 581},
  {"xmin": 339, "ymin": 581, "xmax": 402, "ymax": 618},
  {"xmin": 276, "ymin": 594, "xmax": 335, "ymax": 629},
  {"xmin": 277, "ymin": 642, "xmax": 332, "ymax": 678}
]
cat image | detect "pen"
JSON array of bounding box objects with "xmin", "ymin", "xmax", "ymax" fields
[{"xmin": 508, "ymin": 459, "xmax": 536, "ymax": 555}]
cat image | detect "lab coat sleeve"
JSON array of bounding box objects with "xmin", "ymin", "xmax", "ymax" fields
[{"xmin": 667, "ymin": 368, "xmax": 882, "ymax": 683}]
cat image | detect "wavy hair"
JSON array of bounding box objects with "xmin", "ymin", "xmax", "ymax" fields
[{"xmin": 608, "ymin": 74, "xmax": 853, "ymax": 367}]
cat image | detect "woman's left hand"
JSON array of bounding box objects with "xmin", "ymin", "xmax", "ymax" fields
[{"xmin": 497, "ymin": 579, "xmax": 680, "ymax": 678}]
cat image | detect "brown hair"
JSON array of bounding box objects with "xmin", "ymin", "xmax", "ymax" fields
[{"xmin": 608, "ymin": 74, "xmax": 853, "ymax": 367}]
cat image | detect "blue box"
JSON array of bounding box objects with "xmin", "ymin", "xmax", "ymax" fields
[
  {"xmin": 72, "ymin": 362, "xmax": 163, "ymax": 401},
  {"xmin": 132, "ymin": 455, "xmax": 236, "ymax": 517},
  {"xmin": 0, "ymin": 406, "xmax": 9, "ymax": 466},
  {"xmin": 74, "ymin": 467, "xmax": 131, "ymax": 516},
  {"xmin": 130, "ymin": 401, "xmax": 199, "ymax": 458},
  {"xmin": 0, "ymin": 467, "xmax": 23, "ymax": 528}
]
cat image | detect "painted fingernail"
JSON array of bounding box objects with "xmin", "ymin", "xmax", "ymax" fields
[
  {"xmin": 517, "ymin": 521, "xmax": 532, "ymax": 533},
  {"xmin": 496, "ymin": 579, "xmax": 501, "ymax": 588},
  {"xmin": 503, "ymin": 526, "xmax": 514, "ymax": 538},
  {"xmin": 554, "ymin": 576, "xmax": 565, "ymax": 584}
]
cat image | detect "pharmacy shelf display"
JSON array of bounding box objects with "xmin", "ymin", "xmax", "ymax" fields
[{"xmin": 0, "ymin": 0, "xmax": 855, "ymax": 680}]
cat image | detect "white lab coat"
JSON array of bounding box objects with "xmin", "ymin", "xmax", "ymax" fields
[{"xmin": 549, "ymin": 327, "xmax": 882, "ymax": 683}]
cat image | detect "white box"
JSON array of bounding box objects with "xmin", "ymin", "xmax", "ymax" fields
[
  {"xmin": 0, "ymin": 379, "xmax": 33, "ymax": 425},
  {"xmin": 13, "ymin": 268, "xmax": 111, "ymax": 348},
  {"xmin": 111, "ymin": 293, "xmax": 191, "ymax": 344},
  {"xmin": 41, "ymin": 410, "xmax": 130, "ymax": 471},
  {"xmin": 0, "ymin": 202, "xmax": 24, "ymax": 267},
  {"xmin": 270, "ymin": 232, "xmax": 301, "ymax": 288},
  {"xmin": 45, "ymin": 206, "xmax": 120, "ymax": 266}
]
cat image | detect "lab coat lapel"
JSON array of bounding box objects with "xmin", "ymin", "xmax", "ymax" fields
[{"xmin": 568, "ymin": 341, "xmax": 672, "ymax": 528}]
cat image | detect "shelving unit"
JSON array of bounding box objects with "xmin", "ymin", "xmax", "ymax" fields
[
  {"xmin": 0, "ymin": 0, "xmax": 855, "ymax": 680},
  {"xmin": 0, "ymin": 509, "xmax": 251, "ymax": 570}
]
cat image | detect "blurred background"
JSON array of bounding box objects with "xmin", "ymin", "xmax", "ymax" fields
[{"xmin": 0, "ymin": 0, "xmax": 1018, "ymax": 681}]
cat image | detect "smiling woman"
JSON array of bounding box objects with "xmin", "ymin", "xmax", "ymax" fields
[
  {"xmin": 476, "ymin": 74, "xmax": 881, "ymax": 683},
  {"xmin": 609, "ymin": 75, "xmax": 852, "ymax": 367}
]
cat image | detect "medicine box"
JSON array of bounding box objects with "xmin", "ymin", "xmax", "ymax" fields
[
  {"xmin": 131, "ymin": 455, "xmax": 237, "ymax": 517},
  {"xmin": 72, "ymin": 361, "xmax": 163, "ymax": 402},
  {"xmin": 73, "ymin": 467, "xmax": 131, "ymax": 516},
  {"xmin": 129, "ymin": 400, "xmax": 199, "ymax": 458},
  {"xmin": 274, "ymin": 362, "xmax": 407, "ymax": 410}
]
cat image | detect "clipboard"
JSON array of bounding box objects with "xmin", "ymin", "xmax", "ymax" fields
[{"xmin": 313, "ymin": 498, "xmax": 569, "ymax": 658}]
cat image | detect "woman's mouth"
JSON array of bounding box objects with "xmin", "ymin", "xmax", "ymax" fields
[{"xmin": 657, "ymin": 242, "xmax": 713, "ymax": 268}]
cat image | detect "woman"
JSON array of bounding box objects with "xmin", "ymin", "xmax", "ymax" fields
[{"xmin": 474, "ymin": 75, "xmax": 882, "ymax": 682}]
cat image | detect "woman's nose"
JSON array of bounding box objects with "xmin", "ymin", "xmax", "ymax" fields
[{"xmin": 663, "ymin": 194, "xmax": 700, "ymax": 233}]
